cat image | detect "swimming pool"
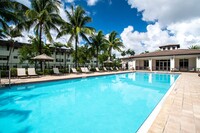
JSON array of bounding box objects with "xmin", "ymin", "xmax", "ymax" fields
[{"xmin": 0, "ymin": 72, "xmax": 179, "ymax": 133}]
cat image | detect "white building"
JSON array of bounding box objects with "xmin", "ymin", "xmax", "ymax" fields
[
  {"xmin": 122, "ymin": 44, "xmax": 200, "ymax": 72},
  {"xmin": 0, "ymin": 40, "xmax": 97, "ymax": 69}
]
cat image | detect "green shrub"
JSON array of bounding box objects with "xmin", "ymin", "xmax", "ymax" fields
[
  {"xmin": 0, "ymin": 70, "xmax": 6, "ymax": 78},
  {"xmin": 10, "ymin": 68, "xmax": 17, "ymax": 77},
  {"xmin": 90, "ymin": 68, "xmax": 96, "ymax": 72}
]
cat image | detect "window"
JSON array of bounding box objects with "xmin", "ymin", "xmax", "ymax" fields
[
  {"xmin": 173, "ymin": 47, "xmax": 175, "ymax": 50},
  {"xmin": 13, "ymin": 56, "xmax": 18, "ymax": 59},
  {"xmin": 67, "ymin": 59, "xmax": 70, "ymax": 62},
  {"xmin": 167, "ymin": 47, "xmax": 170, "ymax": 50},
  {"xmin": 179, "ymin": 59, "xmax": 188, "ymax": 70},
  {"xmin": 0, "ymin": 56, "xmax": 8, "ymax": 60},
  {"xmin": 144, "ymin": 60, "xmax": 149, "ymax": 69}
]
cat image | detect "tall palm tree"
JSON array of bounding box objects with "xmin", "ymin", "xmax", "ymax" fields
[
  {"xmin": 0, "ymin": 0, "xmax": 27, "ymax": 38},
  {"xmin": 57, "ymin": 5, "xmax": 95, "ymax": 68},
  {"xmin": 89, "ymin": 31, "xmax": 106, "ymax": 67},
  {"xmin": 19, "ymin": 0, "xmax": 64, "ymax": 70},
  {"xmin": 105, "ymin": 31, "xmax": 124, "ymax": 60},
  {"xmin": 6, "ymin": 27, "xmax": 23, "ymax": 68}
]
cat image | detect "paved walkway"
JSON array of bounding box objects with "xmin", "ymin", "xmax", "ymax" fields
[
  {"xmin": 149, "ymin": 73, "xmax": 200, "ymax": 133},
  {"xmin": 0, "ymin": 70, "xmax": 132, "ymax": 85}
]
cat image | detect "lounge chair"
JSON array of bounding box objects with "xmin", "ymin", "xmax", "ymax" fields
[
  {"xmin": 71, "ymin": 68, "xmax": 80, "ymax": 74},
  {"xmin": 85, "ymin": 67, "xmax": 93, "ymax": 73},
  {"xmin": 189, "ymin": 68, "xmax": 195, "ymax": 72},
  {"xmin": 81, "ymin": 67, "xmax": 92, "ymax": 73},
  {"xmin": 28, "ymin": 68, "xmax": 38, "ymax": 77},
  {"xmin": 53, "ymin": 68, "xmax": 62, "ymax": 75},
  {"xmin": 110, "ymin": 67, "xmax": 114, "ymax": 71},
  {"xmin": 103, "ymin": 67, "xmax": 108, "ymax": 71},
  {"xmin": 17, "ymin": 68, "xmax": 27, "ymax": 78},
  {"xmin": 96, "ymin": 67, "xmax": 104, "ymax": 72},
  {"xmin": 116, "ymin": 67, "xmax": 119, "ymax": 71},
  {"xmin": 171, "ymin": 68, "xmax": 179, "ymax": 72}
]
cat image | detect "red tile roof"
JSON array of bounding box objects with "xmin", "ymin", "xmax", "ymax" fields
[{"xmin": 122, "ymin": 49, "xmax": 200, "ymax": 59}]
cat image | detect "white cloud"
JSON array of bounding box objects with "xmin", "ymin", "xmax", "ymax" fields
[
  {"xmin": 65, "ymin": 0, "xmax": 74, "ymax": 3},
  {"xmin": 119, "ymin": 0, "xmax": 200, "ymax": 56},
  {"xmin": 87, "ymin": 0, "xmax": 99, "ymax": 6},
  {"xmin": 120, "ymin": 19, "xmax": 200, "ymax": 54},
  {"xmin": 127, "ymin": 0, "xmax": 200, "ymax": 26}
]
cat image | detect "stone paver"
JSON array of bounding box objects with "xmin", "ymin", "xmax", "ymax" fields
[
  {"xmin": 0, "ymin": 70, "xmax": 132, "ymax": 85},
  {"xmin": 149, "ymin": 73, "xmax": 200, "ymax": 133}
]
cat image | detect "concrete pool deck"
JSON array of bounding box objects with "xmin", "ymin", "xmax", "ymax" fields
[
  {"xmin": 0, "ymin": 71, "xmax": 199, "ymax": 132},
  {"xmin": 149, "ymin": 72, "xmax": 200, "ymax": 133},
  {"xmin": 0, "ymin": 70, "xmax": 132, "ymax": 85}
]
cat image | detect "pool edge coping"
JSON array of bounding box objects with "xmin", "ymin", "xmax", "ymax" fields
[
  {"xmin": 137, "ymin": 73, "xmax": 181, "ymax": 133},
  {"xmin": 1, "ymin": 71, "xmax": 133, "ymax": 88}
]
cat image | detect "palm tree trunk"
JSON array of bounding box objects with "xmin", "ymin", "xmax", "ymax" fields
[
  {"xmin": 109, "ymin": 47, "xmax": 112, "ymax": 60},
  {"xmin": 96, "ymin": 47, "xmax": 99, "ymax": 67},
  {"xmin": 6, "ymin": 41, "xmax": 14, "ymax": 70},
  {"xmin": 75, "ymin": 36, "xmax": 78, "ymax": 68},
  {"xmin": 39, "ymin": 24, "xmax": 43, "ymax": 71}
]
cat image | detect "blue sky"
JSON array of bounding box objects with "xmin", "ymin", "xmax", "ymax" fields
[
  {"xmin": 63, "ymin": 0, "xmax": 148, "ymax": 34},
  {"xmin": 16, "ymin": 0, "xmax": 200, "ymax": 54}
]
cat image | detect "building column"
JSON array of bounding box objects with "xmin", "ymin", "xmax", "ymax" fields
[
  {"xmin": 133, "ymin": 60, "xmax": 136, "ymax": 70},
  {"xmin": 170, "ymin": 57, "xmax": 175, "ymax": 71},
  {"xmin": 148, "ymin": 59, "xmax": 152, "ymax": 71},
  {"xmin": 196, "ymin": 56, "xmax": 200, "ymax": 71}
]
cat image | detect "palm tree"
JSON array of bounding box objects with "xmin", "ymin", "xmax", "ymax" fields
[
  {"xmin": 57, "ymin": 5, "xmax": 95, "ymax": 68},
  {"xmin": 6, "ymin": 27, "xmax": 23, "ymax": 69},
  {"xmin": 105, "ymin": 31, "xmax": 124, "ymax": 60},
  {"xmin": 188, "ymin": 45, "xmax": 200, "ymax": 49},
  {"xmin": 18, "ymin": 0, "xmax": 63, "ymax": 70},
  {"xmin": 0, "ymin": 0, "xmax": 27, "ymax": 38},
  {"xmin": 89, "ymin": 31, "xmax": 106, "ymax": 67}
]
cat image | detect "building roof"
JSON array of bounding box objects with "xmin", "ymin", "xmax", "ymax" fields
[
  {"xmin": 159, "ymin": 44, "xmax": 180, "ymax": 48},
  {"xmin": 0, "ymin": 40, "xmax": 72, "ymax": 52},
  {"xmin": 122, "ymin": 49, "xmax": 200, "ymax": 59}
]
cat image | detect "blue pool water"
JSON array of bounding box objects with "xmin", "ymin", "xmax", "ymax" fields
[{"xmin": 0, "ymin": 72, "xmax": 179, "ymax": 133}]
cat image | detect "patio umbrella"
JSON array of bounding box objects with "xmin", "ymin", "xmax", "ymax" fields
[{"xmin": 32, "ymin": 54, "xmax": 54, "ymax": 74}]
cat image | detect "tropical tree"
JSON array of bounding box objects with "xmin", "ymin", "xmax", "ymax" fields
[
  {"xmin": 0, "ymin": 0, "xmax": 27, "ymax": 38},
  {"xmin": 18, "ymin": 0, "xmax": 63, "ymax": 70},
  {"xmin": 18, "ymin": 35, "xmax": 51, "ymax": 64},
  {"xmin": 89, "ymin": 31, "xmax": 106, "ymax": 67},
  {"xmin": 121, "ymin": 51, "xmax": 126, "ymax": 57},
  {"xmin": 126, "ymin": 49, "xmax": 135, "ymax": 56},
  {"xmin": 57, "ymin": 5, "xmax": 95, "ymax": 68},
  {"xmin": 105, "ymin": 31, "xmax": 124, "ymax": 60},
  {"xmin": 188, "ymin": 45, "xmax": 200, "ymax": 49},
  {"xmin": 6, "ymin": 27, "xmax": 23, "ymax": 68}
]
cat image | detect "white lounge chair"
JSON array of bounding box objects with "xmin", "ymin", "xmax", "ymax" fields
[
  {"xmin": 81, "ymin": 67, "xmax": 92, "ymax": 73},
  {"xmin": 95, "ymin": 67, "xmax": 101, "ymax": 72},
  {"xmin": 53, "ymin": 68, "xmax": 62, "ymax": 75},
  {"xmin": 28, "ymin": 68, "xmax": 38, "ymax": 77},
  {"xmin": 110, "ymin": 67, "xmax": 114, "ymax": 71},
  {"xmin": 17, "ymin": 68, "xmax": 27, "ymax": 78},
  {"xmin": 71, "ymin": 68, "xmax": 80, "ymax": 74},
  {"xmin": 116, "ymin": 67, "xmax": 119, "ymax": 71},
  {"xmin": 103, "ymin": 67, "xmax": 108, "ymax": 71},
  {"xmin": 85, "ymin": 67, "xmax": 92, "ymax": 73}
]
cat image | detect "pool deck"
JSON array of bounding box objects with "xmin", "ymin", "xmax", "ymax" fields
[
  {"xmin": 0, "ymin": 71, "xmax": 200, "ymax": 132},
  {"xmin": 0, "ymin": 70, "xmax": 132, "ymax": 85},
  {"xmin": 149, "ymin": 72, "xmax": 200, "ymax": 133}
]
